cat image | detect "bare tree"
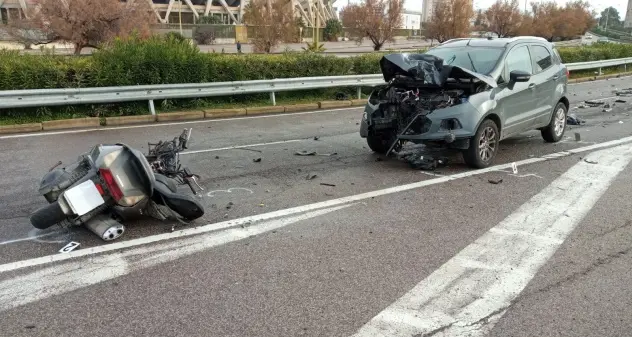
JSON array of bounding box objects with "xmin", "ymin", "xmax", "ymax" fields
[
  {"xmin": 243, "ymin": 0, "xmax": 297, "ymax": 53},
  {"xmin": 31, "ymin": 0, "xmax": 155, "ymax": 54},
  {"xmin": 340, "ymin": 0, "xmax": 403, "ymax": 51},
  {"xmin": 5, "ymin": 14, "xmax": 57, "ymax": 50},
  {"xmin": 426, "ymin": 0, "xmax": 474, "ymax": 43},
  {"xmin": 485, "ymin": 0, "xmax": 522, "ymax": 38}
]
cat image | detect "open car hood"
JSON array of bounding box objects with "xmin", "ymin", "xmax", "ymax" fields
[{"xmin": 379, "ymin": 53, "xmax": 498, "ymax": 88}]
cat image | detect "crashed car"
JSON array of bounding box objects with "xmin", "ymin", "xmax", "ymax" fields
[{"xmin": 360, "ymin": 36, "xmax": 569, "ymax": 168}]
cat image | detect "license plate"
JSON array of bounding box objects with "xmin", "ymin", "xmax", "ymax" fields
[{"xmin": 64, "ymin": 180, "xmax": 105, "ymax": 216}]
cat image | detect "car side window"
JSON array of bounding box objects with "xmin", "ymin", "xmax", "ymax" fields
[
  {"xmin": 505, "ymin": 45, "xmax": 533, "ymax": 75},
  {"xmin": 532, "ymin": 45, "xmax": 553, "ymax": 72}
]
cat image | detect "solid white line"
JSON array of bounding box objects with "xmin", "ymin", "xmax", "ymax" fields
[
  {"xmin": 0, "ymin": 203, "xmax": 355, "ymax": 312},
  {"xmin": 1, "ymin": 135, "xmax": 632, "ymax": 274},
  {"xmin": 180, "ymin": 139, "xmax": 303, "ymax": 155},
  {"xmin": 0, "ymin": 107, "xmax": 363, "ymax": 140},
  {"xmin": 350, "ymin": 142, "xmax": 632, "ymax": 337},
  {"xmin": 6, "ymin": 135, "xmax": 632, "ymax": 272}
]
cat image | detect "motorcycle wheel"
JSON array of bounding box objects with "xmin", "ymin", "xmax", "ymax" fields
[{"xmin": 30, "ymin": 201, "xmax": 67, "ymax": 229}]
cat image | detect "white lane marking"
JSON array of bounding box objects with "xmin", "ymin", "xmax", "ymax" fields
[
  {"xmin": 2, "ymin": 135, "xmax": 632, "ymax": 274},
  {"xmin": 181, "ymin": 139, "xmax": 303, "ymax": 155},
  {"xmin": 0, "ymin": 107, "xmax": 363, "ymax": 140},
  {"xmin": 351, "ymin": 142, "xmax": 632, "ymax": 337},
  {"xmin": 0, "ymin": 203, "xmax": 355, "ymax": 312},
  {"xmin": 0, "ymin": 229, "xmax": 68, "ymax": 246}
]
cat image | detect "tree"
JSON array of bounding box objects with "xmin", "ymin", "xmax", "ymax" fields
[
  {"xmin": 243, "ymin": 0, "xmax": 297, "ymax": 53},
  {"xmin": 30, "ymin": 0, "xmax": 155, "ymax": 54},
  {"xmin": 323, "ymin": 19, "xmax": 343, "ymax": 42},
  {"xmin": 599, "ymin": 7, "xmax": 621, "ymax": 28},
  {"xmin": 340, "ymin": 0, "xmax": 403, "ymax": 51},
  {"xmin": 426, "ymin": 0, "xmax": 474, "ymax": 43},
  {"xmin": 484, "ymin": 0, "xmax": 522, "ymax": 38},
  {"xmin": 473, "ymin": 9, "xmax": 488, "ymax": 33},
  {"xmin": 5, "ymin": 15, "xmax": 57, "ymax": 50}
]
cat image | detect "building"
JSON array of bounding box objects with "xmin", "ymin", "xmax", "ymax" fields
[
  {"xmin": 625, "ymin": 0, "xmax": 632, "ymax": 28},
  {"xmin": 401, "ymin": 10, "xmax": 422, "ymax": 30},
  {"xmin": 0, "ymin": 0, "xmax": 336, "ymax": 27}
]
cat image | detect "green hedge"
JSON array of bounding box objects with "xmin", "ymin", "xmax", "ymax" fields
[
  {"xmin": 1, "ymin": 36, "xmax": 632, "ymax": 123},
  {"xmin": 2, "ymin": 36, "xmax": 630, "ymax": 91}
]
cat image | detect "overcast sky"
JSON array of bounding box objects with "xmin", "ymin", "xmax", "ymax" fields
[{"xmin": 332, "ymin": 0, "xmax": 628, "ymax": 19}]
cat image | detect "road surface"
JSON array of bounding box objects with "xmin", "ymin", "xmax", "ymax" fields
[{"xmin": 0, "ymin": 77, "xmax": 631, "ymax": 336}]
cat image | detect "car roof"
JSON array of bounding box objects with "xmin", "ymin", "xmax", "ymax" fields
[{"xmin": 435, "ymin": 36, "xmax": 553, "ymax": 49}]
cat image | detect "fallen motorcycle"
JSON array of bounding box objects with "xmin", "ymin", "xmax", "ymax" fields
[{"xmin": 29, "ymin": 128, "xmax": 205, "ymax": 241}]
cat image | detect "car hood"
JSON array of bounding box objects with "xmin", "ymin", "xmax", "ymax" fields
[{"xmin": 379, "ymin": 53, "xmax": 498, "ymax": 88}]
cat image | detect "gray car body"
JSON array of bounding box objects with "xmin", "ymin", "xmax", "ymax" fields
[{"xmin": 360, "ymin": 36, "xmax": 569, "ymax": 147}]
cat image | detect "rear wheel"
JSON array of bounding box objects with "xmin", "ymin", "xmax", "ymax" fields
[
  {"xmin": 462, "ymin": 119, "xmax": 500, "ymax": 169},
  {"xmin": 541, "ymin": 101, "xmax": 568, "ymax": 143},
  {"xmin": 30, "ymin": 201, "xmax": 67, "ymax": 229}
]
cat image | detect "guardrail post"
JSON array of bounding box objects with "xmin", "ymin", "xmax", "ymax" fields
[
  {"xmin": 357, "ymin": 87, "xmax": 362, "ymax": 99},
  {"xmin": 270, "ymin": 92, "xmax": 276, "ymax": 106},
  {"xmin": 148, "ymin": 100, "xmax": 156, "ymax": 115},
  {"xmin": 598, "ymin": 67, "xmax": 603, "ymax": 76}
]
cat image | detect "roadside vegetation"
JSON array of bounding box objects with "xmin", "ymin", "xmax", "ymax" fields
[{"xmin": 0, "ymin": 34, "xmax": 631, "ymax": 125}]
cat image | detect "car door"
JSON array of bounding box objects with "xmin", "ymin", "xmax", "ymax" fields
[
  {"xmin": 497, "ymin": 44, "xmax": 539, "ymax": 138},
  {"xmin": 528, "ymin": 44, "xmax": 558, "ymax": 128}
]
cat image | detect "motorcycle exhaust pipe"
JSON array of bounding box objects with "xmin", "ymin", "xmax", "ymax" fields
[{"xmin": 84, "ymin": 215, "xmax": 125, "ymax": 241}]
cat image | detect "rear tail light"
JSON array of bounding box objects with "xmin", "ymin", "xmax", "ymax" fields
[
  {"xmin": 95, "ymin": 183, "xmax": 105, "ymax": 195},
  {"xmin": 99, "ymin": 168, "xmax": 124, "ymax": 201}
]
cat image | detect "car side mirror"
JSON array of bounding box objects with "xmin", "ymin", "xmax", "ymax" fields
[{"xmin": 509, "ymin": 70, "xmax": 531, "ymax": 83}]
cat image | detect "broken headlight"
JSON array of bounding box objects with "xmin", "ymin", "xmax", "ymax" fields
[{"xmin": 439, "ymin": 118, "xmax": 463, "ymax": 130}]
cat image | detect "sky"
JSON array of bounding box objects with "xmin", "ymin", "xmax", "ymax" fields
[{"xmin": 332, "ymin": 0, "xmax": 628, "ymax": 19}]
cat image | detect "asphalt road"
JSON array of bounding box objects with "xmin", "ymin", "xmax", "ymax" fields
[{"xmin": 0, "ymin": 77, "xmax": 632, "ymax": 336}]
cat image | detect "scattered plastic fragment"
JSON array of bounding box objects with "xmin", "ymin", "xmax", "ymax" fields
[
  {"xmin": 59, "ymin": 241, "xmax": 80, "ymax": 253},
  {"xmin": 619, "ymin": 121, "xmax": 624, "ymax": 124},
  {"xmin": 320, "ymin": 183, "xmax": 336, "ymax": 187},
  {"xmin": 488, "ymin": 178, "xmax": 503, "ymax": 185},
  {"xmin": 511, "ymin": 162, "xmax": 518, "ymax": 174},
  {"xmin": 584, "ymin": 100, "xmax": 604, "ymax": 107},
  {"xmin": 306, "ymin": 173, "xmax": 318, "ymax": 180},
  {"xmin": 313, "ymin": 136, "xmax": 320, "ymax": 141},
  {"xmin": 615, "ymin": 99, "xmax": 627, "ymax": 103},
  {"xmin": 584, "ymin": 159, "xmax": 598, "ymax": 164},
  {"xmin": 253, "ymin": 157, "xmax": 262, "ymax": 163},
  {"xmin": 575, "ymin": 132, "xmax": 581, "ymax": 141},
  {"xmin": 566, "ymin": 114, "xmax": 584, "ymax": 125}
]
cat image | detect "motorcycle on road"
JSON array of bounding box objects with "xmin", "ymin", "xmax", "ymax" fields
[{"xmin": 29, "ymin": 129, "xmax": 205, "ymax": 241}]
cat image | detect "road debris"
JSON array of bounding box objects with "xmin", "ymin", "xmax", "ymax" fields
[
  {"xmin": 306, "ymin": 173, "xmax": 318, "ymax": 180},
  {"xmin": 238, "ymin": 148, "xmax": 263, "ymax": 153},
  {"xmin": 584, "ymin": 100, "xmax": 604, "ymax": 107},
  {"xmin": 488, "ymin": 178, "xmax": 503, "ymax": 185},
  {"xmin": 619, "ymin": 121, "xmax": 625, "ymax": 124},
  {"xmin": 226, "ymin": 202, "xmax": 234, "ymax": 209},
  {"xmin": 313, "ymin": 136, "xmax": 320, "ymax": 141},
  {"xmin": 59, "ymin": 241, "xmax": 80, "ymax": 253},
  {"xmin": 615, "ymin": 88, "xmax": 632, "ymax": 96},
  {"xmin": 405, "ymin": 154, "xmax": 449, "ymax": 170},
  {"xmin": 584, "ymin": 159, "xmax": 598, "ymax": 164},
  {"xmin": 253, "ymin": 157, "xmax": 262, "ymax": 163},
  {"xmin": 603, "ymin": 108, "xmax": 612, "ymax": 112},
  {"xmin": 575, "ymin": 132, "xmax": 581, "ymax": 141},
  {"xmin": 567, "ymin": 114, "xmax": 584, "ymax": 125},
  {"xmin": 615, "ymin": 99, "xmax": 627, "ymax": 103},
  {"xmin": 294, "ymin": 150, "xmax": 338, "ymax": 156},
  {"xmin": 320, "ymin": 183, "xmax": 336, "ymax": 187},
  {"xmin": 511, "ymin": 162, "xmax": 518, "ymax": 174}
]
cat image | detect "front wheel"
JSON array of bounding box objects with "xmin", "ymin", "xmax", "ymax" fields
[
  {"xmin": 367, "ymin": 129, "xmax": 400, "ymax": 154},
  {"xmin": 30, "ymin": 201, "xmax": 67, "ymax": 229},
  {"xmin": 541, "ymin": 102, "xmax": 568, "ymax": 143},
  {"xmin": 462, "ymin": 119, "xmax": 500, "ymax": 169}
]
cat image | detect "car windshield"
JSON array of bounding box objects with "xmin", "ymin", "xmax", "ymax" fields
[{"xmin": 425, "ymin": 47, "xmax": 504, "ymax": 75}]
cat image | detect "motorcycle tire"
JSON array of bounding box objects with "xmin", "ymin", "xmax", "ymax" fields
[{"xmin": 30, "ymin": 201, "xmax": 67, "ymax": 229}]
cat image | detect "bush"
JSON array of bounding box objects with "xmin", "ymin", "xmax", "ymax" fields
[
  {"xmin": 324, "ymin": 19, "xmax": 344, "ymax": 42},
  {"xmin": 1, "ymin": 39, "xmax": 631, "ymax": 122}
]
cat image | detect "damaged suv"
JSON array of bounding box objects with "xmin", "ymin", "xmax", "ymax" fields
[{"xmin": 360, "ymin": 36, "xmax": 569, "ymax": 168}]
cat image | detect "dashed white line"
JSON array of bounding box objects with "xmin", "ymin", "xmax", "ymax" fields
[{"xmin": 351, "ymin": 142, "xmax": 632, "ymax": 337}]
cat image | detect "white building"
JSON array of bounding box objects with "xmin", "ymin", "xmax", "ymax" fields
[{"xmin": 401, "ymin": 10, "xmax": 422, "ymax": 29}]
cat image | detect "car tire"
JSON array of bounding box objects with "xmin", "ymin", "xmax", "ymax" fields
[
  {"xmin": 462, "ymin": 119, "xmax": 500, "ymax": 169},
  {"xmin": 541, "ymin": 101, "xmax": 568, "ymax": 143},
  {"xmin": 367, "ymin": 129, "xmax": 398, "ymax": 154}
]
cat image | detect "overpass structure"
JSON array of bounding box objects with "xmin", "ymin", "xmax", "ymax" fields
[{"xmin": 0, "ymin": 0, "xmax": 336, "ymax": 26}]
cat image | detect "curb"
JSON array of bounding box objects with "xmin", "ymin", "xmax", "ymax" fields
[
  {"xmin": 246, "ymin": 106, "xmax": 285, "ymax": 115},
  {"xmin": 105, "ymin": 115, "xmax": 157, "ymax": 126},
  {"xmin": 42, "ymin": 117, "xmax": 100, "ymax": 131},
  {"xmin": 156, "ymin": 111, "xmax": 204, "ymax": 122},
  {"xmin": 204, "ymin": 108, "xmax": 247, "ymax": 118},
  {"xmin": 284, "ymin": 103, "xmax": 320, "ymax": 112},
  {"xmin": 0, "ymin": 123, "xmax": 42, "ymax": 135}
]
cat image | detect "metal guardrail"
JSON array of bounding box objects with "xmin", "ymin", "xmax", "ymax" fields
[{"xmin": 1, "ymin": 57, "xmax": 631, "ymax": 112}]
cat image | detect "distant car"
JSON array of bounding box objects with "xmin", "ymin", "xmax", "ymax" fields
[
  {"xmin": 359, "ymin": 36, "xmax": 569, "ymax": 168},
  {"xmin": 585, "ymin": 35, "xmax": 593, "ymax": 39},
  {"xmin": 598, "ymin": 37, "xmax": 609, "ymax": 42}
]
